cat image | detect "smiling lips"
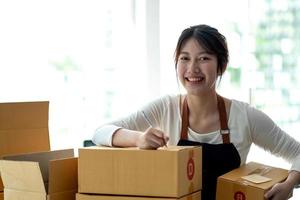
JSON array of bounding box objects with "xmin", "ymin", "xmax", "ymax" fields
[{"xmin": 185, "ymin": 76, "xmax": 205, "ymax": 83}]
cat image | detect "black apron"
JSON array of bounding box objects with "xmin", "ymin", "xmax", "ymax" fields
[{"xmin": 177, "ymin": 95, "xmax": 241, "ymax": 200}]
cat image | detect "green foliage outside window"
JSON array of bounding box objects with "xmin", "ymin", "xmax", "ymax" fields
[{"xmin": 254, "ymin": 0, "xmax": 300, "ymax": 125}]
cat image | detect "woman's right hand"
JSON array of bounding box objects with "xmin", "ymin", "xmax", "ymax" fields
[{"xmin": 137, "ymin": 127, "xmax": 169, "ymax": 149}]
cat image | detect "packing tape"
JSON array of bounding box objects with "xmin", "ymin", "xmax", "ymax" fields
[{"xmin": 248, "ymin": 166, "xmax": 272, "ymax": 176}]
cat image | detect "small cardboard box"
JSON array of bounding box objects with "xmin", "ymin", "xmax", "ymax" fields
[
  {"xmin": 0, "ymin": 149, "xmax": 78, "ymax": 200},
  {"xmin": 0, "ymin": 101, "xmax": 51, "ymax": 192},
  {"xmin": 216, "ymin": 162, "xmax": 289, "ymax": 200},
  {"xmin": 76, "ymin": 191, "xmax": 201, "ymax": 200},
  {"xmin": 78, "ymin": 146, "xmax": 202, "ymax": 198}
]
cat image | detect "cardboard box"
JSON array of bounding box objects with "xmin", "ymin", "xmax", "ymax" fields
[
  {"xmin": 0, "ymin": 101, "xmax": 51, "ymax": 192},
  {"xmin": 0, "ymin": 149, "xmax": 78, "ymax": 200},
  {"xmin": 78, "ymin": 146, "xmax": 202, "ymax": 198},
  {"xmin": 0, "ymin": 192, "xmax": 3, "ymax": 200},
  {"xmin": 216, "ymin": 162, "xmax": 289, "ymax": 200},
  {"xmin": 76, "ymin": 191, "xmax": 201, "ymax": 200}
]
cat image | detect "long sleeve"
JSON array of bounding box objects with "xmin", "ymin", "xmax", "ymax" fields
[
  {"xmin": 92, "ymin": 95, "xmax": 177, "ymax": 146},
  {"xmin": 92, "ymin": 96, "xmax": 300, "ymax": 172},
  {"xmin": 247, "ymin": 105, "xmax": 300, "ymax": 171}
]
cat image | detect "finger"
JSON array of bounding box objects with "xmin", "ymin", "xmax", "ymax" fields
[
  {"xmin": 264, "ymin": 184, "xmax": 279, "ymax": 199},
  {"xmin": 151, "ymin": 129, "xmax": 166, "ymax": 139},
  {"xmin": 164, "ymin": 135, "xmax": 169, "ymax": 142},
  {"xmin": 145, "ymin": 140, "xmax": 161, "ymax": 149},
  {"xmin": 149, "ymin": 137, "xmax": 164, "ymax": 147},
  {"xmin": 144, "ymin": 132, "xmax": 165, "ymax": 147},
  {"xmin": 265, "ymin": 189, "xmax": 274, "ymax": 199},
  {"xmin": 145, "ymin": 128, "xmax": 168, "ymax": 147},
  {"xmin": 264, "ymin": 193, "xmax": 273, "ymax": 199},
  {"xmin": 158, "ymin": 133, "xmax": 169, "ymax": 146},
  {"xmin": 149, "ymin": 135, "xmax": 166, "ymax": 147},
  {"xmin": 139, "ymin": 135, "xmax": 161, "ymax": 149}
]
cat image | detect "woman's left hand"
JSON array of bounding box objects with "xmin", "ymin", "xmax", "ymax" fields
[
  {"xmin": 264, "ymin": 181, "xmax": 293, "ymax": 200},
  {"xmin": 265, "ymin": 170, "xmax": 300, "ymax": 200}
]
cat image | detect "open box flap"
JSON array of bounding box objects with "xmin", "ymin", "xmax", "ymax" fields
[
  {"xmin": 0, "ymin": 160, "xmax": 46, "ymax": 194},
  {"xmin": 4, "ymin": 188, "xmax": 46, "ymax": 200},
  {"xmin": 0, "ymin": 101, "xmax": 49, "ymax": 129},
  {"xmin": 0, "ymin": 101, "xmax": 50, "ymax": 157},
  {"xmin": 2, "ymin": 149, "xmax": 74, "ymax": 186},
  {"xmin": 48, "ymin": 157, "xmax": 78, "ymax": 194}
]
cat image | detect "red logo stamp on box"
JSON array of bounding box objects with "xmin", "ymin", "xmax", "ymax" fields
[
  {"xmin": 234, "ymin": 191, "xmax": 246, "ymax": 200},
  {"xmin": 187, "ymin": 150, "xmax": 195, "ymax": 180}
]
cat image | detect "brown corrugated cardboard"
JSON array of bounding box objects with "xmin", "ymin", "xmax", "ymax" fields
[
  {"xmin": 0, "ymin": 101, "xmax": 50, "ymax": 156},
  {"xmin": 0, "ymin": 149, "xmax": 77, "ymax": 200},
  {"xmin": 0, "ymin": 179, "xmax": 2, "ymax": 193},
  {"xmin": 216, "ymin": 162, "xmax": 289, "ymax": 200},
  {"xmin": 76, "ymin": 191, "xmax": 201, "ymax": 200},
  {"xmin": 0, "ymin": 192, "xmax": 3, "ymax": 200},
  {"xmin": 78, "ymin": 146, "xmax": 202, "ymax": 198},
  {"xmin": 0, "ymin": 101, "xmax": 51, "ymax": 191}
]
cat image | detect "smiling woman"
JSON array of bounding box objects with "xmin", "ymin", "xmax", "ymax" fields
[
  {"xmin": 174, "ymin": 25, "xmax": 229, "ymax": 100},
  {"xmin": 1, "ymin": 1, "xmax": 300, "ymax": 198},
  {"xmin": 92, "ymin": 24, "xmax": 300, "ymax": 200},
  {"xmin": 177, "ymin": 38, "xmax": 218, "ymax": 94}
]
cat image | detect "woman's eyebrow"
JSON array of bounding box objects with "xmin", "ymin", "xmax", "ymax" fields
[
  {"xmin": 179, "ymin": 51, "xmax": 189, "ymax": 55},
  {"xmin": 180, "ymin": 51, "xmax": 208, "ymax": 55}
]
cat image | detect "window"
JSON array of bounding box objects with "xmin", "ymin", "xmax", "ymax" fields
[{"xmin": 0, "ymin": 0, "xmax": 151, "ymax": 149}]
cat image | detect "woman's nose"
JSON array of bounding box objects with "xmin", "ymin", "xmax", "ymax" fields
[{"xmin": 189, "ymin": 60, "xmax": 200, "ymax": 73}]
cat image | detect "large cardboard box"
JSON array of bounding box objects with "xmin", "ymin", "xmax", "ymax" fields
[
  {"xmin": 79, "ymin": 146, "xmax": 202, "ymax": 198},
  {"xmin": 76, "ymin": 191, "xmax": 201, "ymax": 200},
  {"xmin": 216, "ymin": 162, "xmax": 289, "ymax": 200},
  {"xmin": 0, "ymin": 149, "xmax": 78, "ymax": 200},
  {"xmin": 0, "ymin": 101, "xmax": 51, "ymax": 191}
]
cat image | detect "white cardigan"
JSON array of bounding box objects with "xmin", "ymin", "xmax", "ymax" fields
[{"xmin": 93, "ymin": 94, "xmax": 300, "ymax": 171}]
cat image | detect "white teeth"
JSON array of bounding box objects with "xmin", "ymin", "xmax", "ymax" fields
[{"xmin": 187, "ymin": 77, "xmax": 203, "ymax": 82}]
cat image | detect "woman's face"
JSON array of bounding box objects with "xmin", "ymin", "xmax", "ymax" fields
[{"xmin": 176, "ymin": 37, "xmax": 218, "ymax": 95}]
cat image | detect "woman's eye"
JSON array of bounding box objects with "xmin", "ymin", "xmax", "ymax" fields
[
  {"xmin": 199, "ymin": 57, "xmax": 209, "ymax": 61},
  {"xmin": 180, "ymin": 56, "xmax": 189, "ymax": 61}
]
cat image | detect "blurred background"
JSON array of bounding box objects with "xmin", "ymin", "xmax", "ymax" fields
[{"xmin": 1, "ymin": 0, "xmax": 300, "ymax": 196}]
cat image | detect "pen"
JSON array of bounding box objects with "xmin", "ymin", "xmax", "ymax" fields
[{"xmin": 141, "ymin": 111, "xmax": 167, "ymax": 148}]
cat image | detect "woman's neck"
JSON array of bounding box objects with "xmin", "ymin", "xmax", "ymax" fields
[{"xmin": 186, "ymin": 92, "xmax": 218, "ymax": 119}]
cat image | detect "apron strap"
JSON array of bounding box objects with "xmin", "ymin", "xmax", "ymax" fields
[
  {"xmin": 180, "ymin": 94, "xmax": 230, "ymax": 144},
  {"xmin": 217, "ymin": 94, "xmax": 230, "ymax": 144},
  {"xmin": 180, "ymin": 97, "xmax": 189, "ymax": 140}
]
